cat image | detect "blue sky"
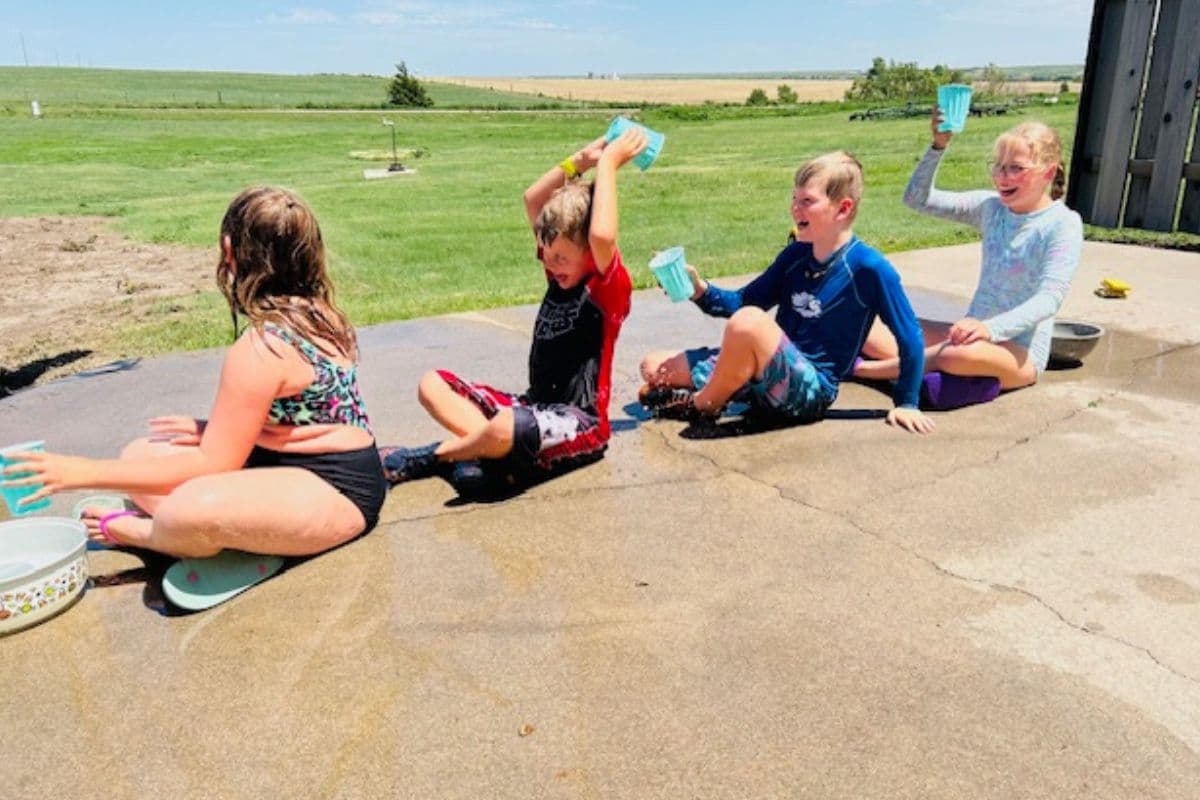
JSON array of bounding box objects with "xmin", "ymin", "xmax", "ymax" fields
[{"xmin": 2, "ymin": 1, "xmax": 1094, "ymax": 76}]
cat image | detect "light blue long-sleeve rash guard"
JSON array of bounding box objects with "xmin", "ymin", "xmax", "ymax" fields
[
  {"xmin": 904, "ymin": 147, "xmax": 1083, "ymax": 370},
  {"xmin": 695, "ymin": 236, "xmax": 926, "ymax": 408}
]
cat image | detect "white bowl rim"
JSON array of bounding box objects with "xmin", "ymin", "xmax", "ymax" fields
[
  {"xmin": 0, "ymin": 516, "xmax": 87, "ymax": 591},
  {"xmin": 1053, "ymin": 319, "xmax": 1106, "ymax": 339}
]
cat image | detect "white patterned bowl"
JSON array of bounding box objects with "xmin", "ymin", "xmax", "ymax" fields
[{"xmin": 0, "ymin": 517, "xmax": 88, "ymax": 635}]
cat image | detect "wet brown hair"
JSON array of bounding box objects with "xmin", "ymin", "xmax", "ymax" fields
[
  {"xmin": 994, "ymin": 121, "xmax": 1067, "ymax": 201},
  {"xmin": 534, "ymin": 180, "xmax": 594, "ymax": 248},
  {"xmin": 794, "ymin": 150, "xmax": 865, "ymax": 220},
  {"xmin": 217, "ymin": 186, "xmax": 356, "ymax": 358}
]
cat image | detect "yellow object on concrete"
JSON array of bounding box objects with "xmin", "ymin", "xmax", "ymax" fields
[{"xmin": 1095, "ymin": 277, "xmax": 1132, "ymax": 298}]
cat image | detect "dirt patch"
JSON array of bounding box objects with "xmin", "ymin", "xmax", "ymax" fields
[{"xmin": 0, "ymin": 216, "xmax": 211, "ymax": 395}]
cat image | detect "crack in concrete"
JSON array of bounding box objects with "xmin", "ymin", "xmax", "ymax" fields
[
  {"xmin": 639, "ymin": 408, "xmax": 1200, "ymax": 686},
  {"xmin": 824, "ymin": 499, "xmax": 1200, "ymax": 685},
  {"xmin": 874, "ymin": 339, "xmax": 1199, "ymax": 500},
  {"xmin": 386, "ymin": 342, "xmax": 1200, "ymax": 681}
]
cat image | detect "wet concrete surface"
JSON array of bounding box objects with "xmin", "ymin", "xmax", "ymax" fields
[{"xmin": 2, "ymin": 241, "xmax": 1199, "ymax": 798}]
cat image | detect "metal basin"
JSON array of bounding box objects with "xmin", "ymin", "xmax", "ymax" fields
[{"xmin": 1050, "ymin": 320, "xmax": 1105, "ymax": 364}]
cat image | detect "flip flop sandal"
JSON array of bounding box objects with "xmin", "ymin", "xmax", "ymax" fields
[
  {"xmin": 73, "ymin": 496, "xmax": 139, "ymax": 548},
  {"xmin": 72, "ymin": 494, "xmax": 129, "ymax": 519},
  {"xmin": 161, "ymin": 550, "xmax": 285, "ymax": 611},
  {"xmin": 95, "ymin": 510, "xmax": 145, "ymax": 547}
]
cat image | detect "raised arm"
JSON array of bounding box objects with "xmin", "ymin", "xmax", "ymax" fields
[
  {"xmin": 903, "ymin": 108, "xmax": 991, "ymax": 228},
  {"xmin": 523, "ymin": 135, "xmax": 608, "ymax": 235},
  {"xmin": 588, "ymin": 127, "xmax": 647, "ymax": 273}
]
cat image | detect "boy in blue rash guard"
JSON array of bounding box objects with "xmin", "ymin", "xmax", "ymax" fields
[{"xmin": 639, "ymin": 151, "xmax": 935, "ymax": 434}]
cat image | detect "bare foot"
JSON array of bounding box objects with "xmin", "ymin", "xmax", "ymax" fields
[{"xmin": 80, "ymin": 507, "xmax": 153, "ymax": 548}]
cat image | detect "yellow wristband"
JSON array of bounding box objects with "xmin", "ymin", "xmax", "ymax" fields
[{"xmin": 559, "ymin": 157, "xmax": 578, "ymax": 179}]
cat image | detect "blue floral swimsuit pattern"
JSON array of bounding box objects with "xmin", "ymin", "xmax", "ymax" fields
[
  {"xmin": 262, "ymin": 323, "xmax": 373, "ymax": 434},
  {"xmin": 251, "ymin": 323, "xmax": 384, "ymax": 534}
]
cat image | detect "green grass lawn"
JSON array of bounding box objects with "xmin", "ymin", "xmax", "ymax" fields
[
  {"xmin": 0, "ymin": 100, "xmax": 1104, "ymax": 356},
  {"xmin": 0, "ymin": 66, "xmax": 580, "ymax": 110}
]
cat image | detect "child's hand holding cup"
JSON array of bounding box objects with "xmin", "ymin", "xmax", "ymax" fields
[
  {"xmin": 605, "ymin": 117, "xmax": 665, "ymax": 171},
  {"xmin": 649, "ymin": 247, "xmax": 697, "ymax": 302},
  {"xmin": 935, "ymin": 84, "xmax": 973, "ymax": 133},
  {"xmin": 0, "ymin": 441, "xmax": 51, "ymax": 517}
]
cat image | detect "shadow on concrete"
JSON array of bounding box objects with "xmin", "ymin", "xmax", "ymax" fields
[
  {"xmin": 70, "ymin": 357, "xmax": 143, "ymax": 379},
  {"xmin": 86, "ymin": 547, "xmax": 183, "ymax": 615},
  {"xmin": 678, "ymin": 408, "xmax": 888, "ymax": 440},
  {"xmin": 0, "ymin": 349, "xmax": 93, "ymax": 397},
  {"xmin": 442, "ymin": 450, "xmax": 608, "ymax": 507}
]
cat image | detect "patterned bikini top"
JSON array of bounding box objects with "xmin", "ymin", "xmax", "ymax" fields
[{"xmin": 263, "ymin": 323, "xmax": 373, "ymax": 434}]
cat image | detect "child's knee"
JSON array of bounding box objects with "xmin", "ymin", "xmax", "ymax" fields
[
  {"xmin": 727, "ymin": 306, "xmax": 768, "ymax": 334},
  {"xmin": 417, "ymin": 369, "xmax": 447, "ymax": 406},
  {"xmin": 152, "ymin": 484, "xmax": 222, "ymax": 551}
]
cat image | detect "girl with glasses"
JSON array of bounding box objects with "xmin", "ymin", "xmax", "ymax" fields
[{"xmin": 853, "ymin": 108, "xmax": 1083, "ymax": 406}]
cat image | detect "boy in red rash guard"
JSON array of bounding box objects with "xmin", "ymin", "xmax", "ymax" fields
[{"xmin": 380, "ymin": 128, "xmax": 648, "ymax": 491}]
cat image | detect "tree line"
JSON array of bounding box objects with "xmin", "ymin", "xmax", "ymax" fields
[{"xmin": 747, "ymin": 58, "xmax": 1027, "ymax": 106}]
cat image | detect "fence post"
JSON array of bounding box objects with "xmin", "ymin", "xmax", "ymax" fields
[
  {"xmin": 1179, "ymin": 115, "xmax": 1200, "ymax": 234},
  {"xmin": 1139, "ymin": 0, "xmax": 1200, "ymax": 229},
  {"xmin": 1069, "ymin": 0, "xmax": 1157, "ymax": 227}
]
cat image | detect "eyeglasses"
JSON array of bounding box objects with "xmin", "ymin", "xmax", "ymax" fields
[{"xmin": 989, "ymin": 162, "xmax": 1036, "ymax": 178}]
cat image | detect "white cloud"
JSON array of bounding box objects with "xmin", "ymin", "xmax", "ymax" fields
[
  {"xmin": 274, "ymin": 8, "xmax": 340, "ymax": 25},
  {"xmin": 352, "ymin": 1, "xmax": 565, "ymax": 32}
]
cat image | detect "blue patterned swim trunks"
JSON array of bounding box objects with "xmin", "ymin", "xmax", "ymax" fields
[{"xmin": 685, "ymin": 334, "xmax": 833, "ymax": 422}]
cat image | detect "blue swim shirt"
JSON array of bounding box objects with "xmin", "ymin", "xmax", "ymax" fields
[{"xmin": 695, "ymin": 237, "xmax": 925, "ymax": 408}]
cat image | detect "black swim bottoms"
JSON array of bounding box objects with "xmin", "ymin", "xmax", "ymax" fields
[{"xmin": 244, "ymin": 443, "xmax": 387, "ymax": 534}]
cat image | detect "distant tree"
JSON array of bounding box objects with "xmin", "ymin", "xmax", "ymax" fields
[
  {"xmin": 1059, "ymin": 81, "xmax": 1071, "ymax": 94},
  {"xmin": 980, "ymin": 63, "xmax": 1007, "ymax": 98},
  {"xmin": 388, "ymin": 61, "xmax": 433, "ymax": 108},
  {"xmin": 776, "ymin": 84, "xmax": 798, "ymax": 104},
  {"xmin": 746, "ymin": 88, "xmax": 770, "ymax": 106},
  {"xmin": 845, "ymin": 57, "xmax": 949, "ymax": 102},
  {"xmin": 930, "ymin": 63, "xmax": 968, "ymax": 85}
]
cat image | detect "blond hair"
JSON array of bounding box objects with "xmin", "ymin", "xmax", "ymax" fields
[
  {"xmin": 794, "ymin": 151, "xmax": 865, "ymax": 219},
  {"xmin": 217, "ymin": 186, "xmax": 357, "ymax": 359},
  {"xmin": 534, "ymin": 180, "xmax": 594, "ymax": 248},
  {"xmin": 994, "ymin": 121, "xmax": 1067, "ymax": 200}
]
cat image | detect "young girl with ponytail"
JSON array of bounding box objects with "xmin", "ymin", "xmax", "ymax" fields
[{"xmin": 854, "ymin": 112, "xmax": 1083, "ymax": 399}]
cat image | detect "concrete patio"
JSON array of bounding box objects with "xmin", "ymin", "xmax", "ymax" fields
[{"xmin": 1, "ymin": 241, "xmax": 1198, "ymax": 799}]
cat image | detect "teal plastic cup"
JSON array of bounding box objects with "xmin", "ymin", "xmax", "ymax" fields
[
  {"xmin": 605, "ymin": 116, "xmax": 665, "ymax": 171},
  {"xmin": 937, "ymin": 84, "xmax": 973, "ymax": 133},
  {"xmin": 649, "ymin": 247, "xmax": 692, "ymax": 302},
  {"xmin": 0, "ymin": 441, "xmax": 51, "ymax": 517}
]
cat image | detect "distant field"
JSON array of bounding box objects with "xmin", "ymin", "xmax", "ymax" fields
[
  {"xmin": 0, "ymin": 67, "xmax": 1082, "ymax": 111},
  {"xmin": 0, "ymin": 67, "xmax": 579, "ymax": 110},
  {"xmin": 438, "ymin": 77, "xmax": 1081, "ymax": 105},
  {"xmin": 435, "ymin": 78, "xmax": 854, "ymax": 104}
]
